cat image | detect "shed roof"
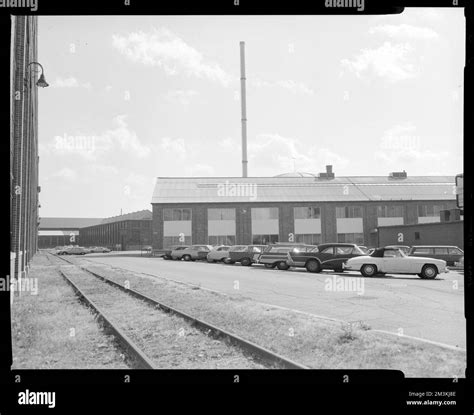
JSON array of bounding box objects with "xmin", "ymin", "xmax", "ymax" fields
[{"xmin": 151, "ymin": 176, "xmax": 456, "ymax": 204}]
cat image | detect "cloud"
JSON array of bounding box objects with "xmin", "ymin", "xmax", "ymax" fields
[
  {"xmin": 160, "ymin": 137, "xmax": 188, "ymax": 159},
  {"xmin": 123, "ymin": 173, "xmax": 156, "ymax": 200},
  {"xmin": 341, "ymin": 42, "xmax": 417, "ymax": 82},
  {"xmin": 52, "ymin": 76, "xmax": 92, "ymax": 89},
  {"xmin": 165, "ymin": 89, "xmax": 198, "ymax": 105},
  {"xmin": 369, "ymin": 24, "xmax": 439, "ymax": 40},
  {"xmin": 248, "ymin": 133, "xmax": 348, "ymax": 175},
  {"xmin": 50, "ymin": 115, "xmax": 150, "ymax": 160},
  {"xmin": 50, "ymin": 167, "xmax": 78, "ymax": 181},
  {"xmin": 189, "ymin": 163, "xmax": 215, "ymax": 176},
  {"xmin": 250, "ymin": 77, "xmax": 315, "ymax": 95},
  {"xmin": 112, "ymin": 28, "xmax": 233, "ymax": 86},
  {"xmin": 218, "ymin": 137, "xmax": 239, "ymax": 152}
]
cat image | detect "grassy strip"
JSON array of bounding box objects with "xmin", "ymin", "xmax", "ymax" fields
[
  {"xmin": 11, "ymin": 253, "xmax": 128, "ymax": 369},
  {"xmin": 82, "ymin": 260, "xmax": 466, "ymax": 377},
  {"xmin": 62, "ymin": 266, "xmax": 264, "ymax": 369}
]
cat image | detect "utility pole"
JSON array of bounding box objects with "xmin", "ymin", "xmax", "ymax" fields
[{"xmin": 240, "ymin": 41, "xmax": 248, "ymax": 178}]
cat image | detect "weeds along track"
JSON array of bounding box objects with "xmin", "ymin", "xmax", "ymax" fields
[{"xmin": 47, "ymin": 252, "xmax": 309, "ymax": 370}]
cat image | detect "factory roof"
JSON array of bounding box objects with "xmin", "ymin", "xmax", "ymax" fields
[
  {"xmin": 39, "ymin": 217, "xmax": 103, "ymax": 229},
  {"xmin": 99, "ymin": 209, "xmax": 152, "ymax": 224},
  {"xmin": 151, "ymin": 176, "xmax": 456, "ymax": 204}
]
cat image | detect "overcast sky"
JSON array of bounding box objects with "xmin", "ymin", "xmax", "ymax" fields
[{"xmin": 37, "ymin": 9, "xmax": 464, "ymax": 218}]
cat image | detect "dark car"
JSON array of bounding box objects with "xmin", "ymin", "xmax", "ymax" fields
[
  {"xmin": 161, "ymin": 245, "xmax": 189, "ymax": 260},
  {"xmin": 408, "ymin": 245, "xmax": 464, "ymax": 266},
  {"xmin": 226, "ymin": 245, "xmax": 266, "ymax": 266},
  {"xmin": 257, "ymin": 244, "xmax": 317, "ymax": 270},
  {"xmin": 286, "ymin": 243, "xmax": 366, "ymax": 273}
]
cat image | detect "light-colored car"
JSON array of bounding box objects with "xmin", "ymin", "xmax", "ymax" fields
[
  {"xmin": 206, "ymin": 245, "xmax": 231, "ymax": 262},
  {"xmin": 171, "ymin": 245, "xmax": 213, "ymax": 261},
  {"xmin": 58, "ymin": 246, "xmax": 89, "ymax": 255},
  {"xmin": 343, "ymin": 247, "xmax": 447, "ymax": 279},
  {"xmin": 89, "ymin": 246, "xmax": 111, "ymax": 253}
]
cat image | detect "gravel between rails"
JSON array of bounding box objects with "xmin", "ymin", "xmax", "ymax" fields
[{"xmin": 60, "ymin": 265, "xmax": 265, "ymax": 369}]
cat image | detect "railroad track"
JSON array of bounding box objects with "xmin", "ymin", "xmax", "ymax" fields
[{"xmin": 47, "ymin": 252, "xmax": 309, "ymax": 370}]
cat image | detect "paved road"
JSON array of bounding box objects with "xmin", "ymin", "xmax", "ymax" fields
[{"xmin": 82, "ymin": 252, "xmax": 466, "ymax": 348}]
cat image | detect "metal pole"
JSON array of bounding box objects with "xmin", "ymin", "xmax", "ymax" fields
[{"xmin": 240, "ymin": 41, "xmax": 248, "ymax": 178}]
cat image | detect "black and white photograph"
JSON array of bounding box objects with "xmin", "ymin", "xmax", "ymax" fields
[{"xmin": 4, "ymin": 1, "xmax": 471, "ymax": 400}]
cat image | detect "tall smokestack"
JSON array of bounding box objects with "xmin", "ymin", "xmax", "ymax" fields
[{"xmin": 240, "ymin": 41, "xmax": 248, "ymax": 178}]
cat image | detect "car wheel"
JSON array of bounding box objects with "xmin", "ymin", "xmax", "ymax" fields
[
  {"xmin": 305, "ymin": 260, "xmax": 322, "ymax": 273},
  {"xmin": 361, "ymin": 264, "xmax": 377, "ymax": 277},
  {"xmin": 225, "ymin": 259, "xmax": 234, "ymax": 265},
  {"xmin": 264, "ymin": 263, "xmax": 275, "ymax": 269},
  {"xmin": 419, "ymin": 264, "xmax": 438, "ymax": 279},
  {"xmin": 183, "ymin": 255, "xmax": 191, "ymax": 261},
  {"xmin": 277, "ymin": 261, "xmax": 290, "ymax": 271},
  {"xmin": 240, "ymin": 257, "xmax": 252, "ymax": 266}
]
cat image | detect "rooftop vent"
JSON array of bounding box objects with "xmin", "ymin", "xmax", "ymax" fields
[
  {"xmin": 318, "ymin": 165, "xmax": 335, "ymax": 179},
  {"xmin": 389, "ymin": 170, "xmax": 407, "ymax": 179}
]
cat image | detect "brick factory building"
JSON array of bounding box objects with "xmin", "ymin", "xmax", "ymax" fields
[
  {"xmin": 150, "ymin": 169, "xmax": 457, "ymax": 250},
  {"xmin": 377, "ymin": 207, "xmax": 463, "ymax": 249},
  {"xmin": 80, "ymin": 210, "xmax": 152, "ymax": 251},
  {"xmin": 38, "ymin": 217, "xmax": 103, "ymax": 248},
  {"xmin": 10, "ymin": 16, "xmax": 41, "ymax": 279}
]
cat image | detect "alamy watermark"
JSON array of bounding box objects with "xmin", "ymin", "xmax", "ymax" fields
[
  {"xmin": 0, "ymin": 0, "xmax": 38, "ymax": 11},
  {"xmin": 325, "ymin": 275, "xmax": 365, "ymax": 296},
  {"xmin": 54, "ymin": 133, "xmax": 96, "ymax": 154},
  {"xmin": 325, "ymin": 0, "xmax": 364, "ymax": 12},
  {"xmin": 217, "ymin": 180, "xmax": 258, "ymax": 201},
  {"xmin": 1, "ymin": 275, "xmax": 38, "ymax": 296}
]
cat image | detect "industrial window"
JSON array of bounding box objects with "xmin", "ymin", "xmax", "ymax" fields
[
  {"xmin": 251, "ymin": 208, "xmax": 279, "ymax": 220},
  {"xmin": 208, "ymin": 208, "xmax": 236, "ymax": 221},
  {"xmin": 336, "ymin": 206, "xmax": 363, "ymax": 218},
  {"xmin": 252, "ymin": 234, "xmax": 279, "ymax": 245},
  {"xmin": 163, "ymin": 235, "xmax": 192, "ymax": 247},
  {"xmin": 163, "ymin": 208, "xmax": 192, "ymax": 221},
  {"xmin": 337, "ymin": 233, "xmax": 364, "ymax": 245},
  {"xmin": 295, "ymin": 234, "xmax": 322, "ymax": 245},
  {"xmin": 417, "ymin": 204, "xmax": 445, "ymax": 217},
  {"xmin": 294, "ymin": 207, "xmax": 321, "ymax": 220},
  {"xmin": 377, "ymin": 205, "xmax": 404, "ymax": 218},
  {"xmin": 208, "ymin": 235, "xmax": 236, "ymax": 246}
]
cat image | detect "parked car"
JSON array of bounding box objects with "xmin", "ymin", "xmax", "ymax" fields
[
  {"xmin": 162, "ymin": 245, "xmax": 189, "ymax": 260},
  {"xmin": 257, "ymin": 244, "xmax": 317, "ymax": 270},
  {"xmin": 385, "ymin": 245, "xmax": 411, "ymax": 255},
  {"xmin": 207, "ymin": 245, "xmax": 231, "ymax": 263},
  {"xmin": 58, "ymin": 246, "xmax": 89, "ymax": 255},
  {"xmin": 89, "ymin": 246, "xmax": 111, "ymax": 253},
  {"xmin": 408, "ymin": 245, "xmax": 464, "ymax": 266},
  {"xmin": 171, "ymin": 245, "xmax": 213, "ymax": 261},
  {"xmin": 453, "ymin": 256, "xmax": 464, "ymax": 270},
  {"xmin": 343, "ymin": 247, "xmax": 447, "ymax": 279},
  {"xmin": 286, "ymin": 243, "xmax": 367, "ymax": 273},
  {"xmin": 358, "ymin": 246, "xmax": 371, "ymax": 254},
  {"xmin": 226, "ymin": 245, "xmax": 266, "ymax": 266}
]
